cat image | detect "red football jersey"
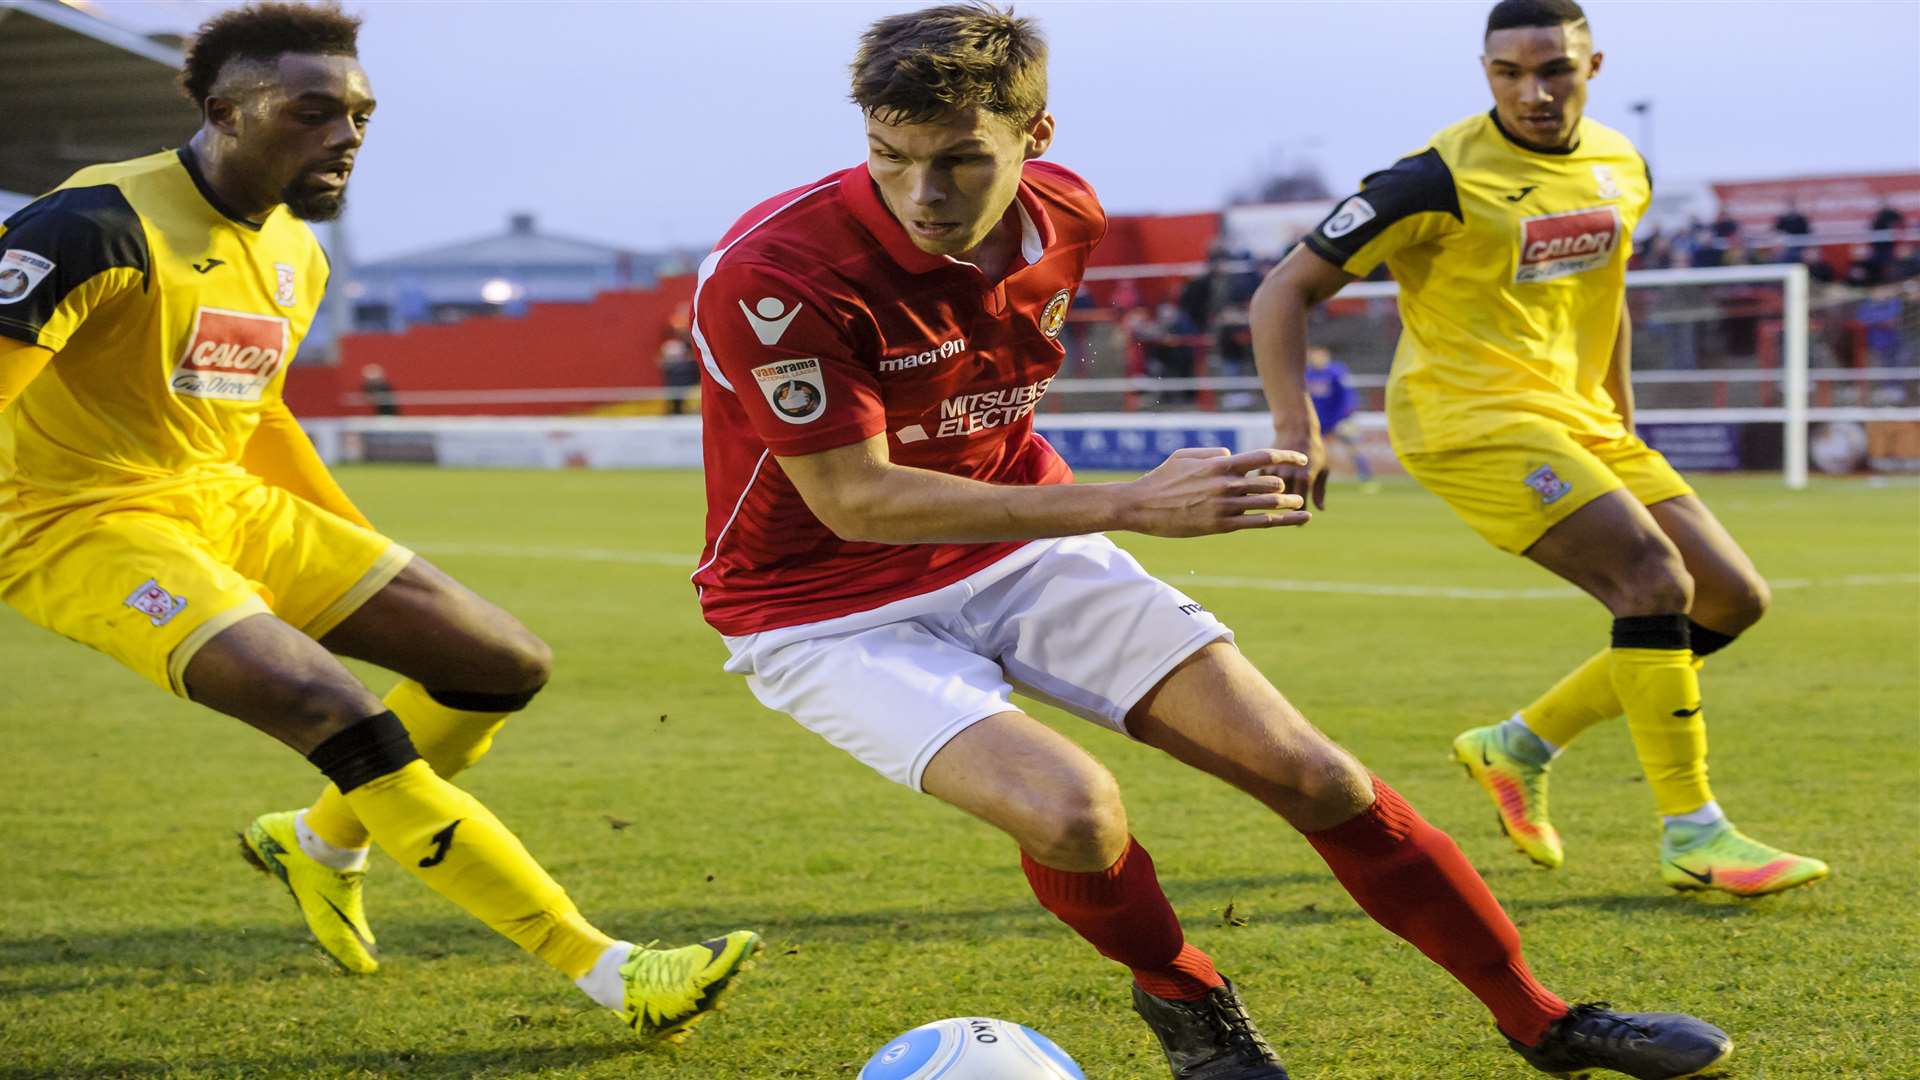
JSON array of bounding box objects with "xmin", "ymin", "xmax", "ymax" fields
[{"xmin": 693, "ymin": 160, "xmax": 1106, "ymax": 635}]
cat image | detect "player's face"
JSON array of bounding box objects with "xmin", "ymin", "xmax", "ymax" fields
[
  {"xmin": 228, "ymin": 53, "xmax": 376, "ymax": 221},
  {"xmin": 865, "ymin": 107, "xmax": 1054, "ymax": 259},
  {"xmin": 1481, "ymin": 24, "xmax": 1602, "ymax": 150}
]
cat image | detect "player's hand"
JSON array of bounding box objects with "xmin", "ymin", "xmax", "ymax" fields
[
  {"xmin": 1269, "ymin": 405, "xmax": 1329, "ymax": 510},
  {"xmin": 1120, "ymin": 447, "xmax": 1311, "ymax": 538}
]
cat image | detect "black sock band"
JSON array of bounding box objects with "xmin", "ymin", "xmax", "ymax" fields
[
  {"xmin": 426, "ymin": 685, "xmax": 543, "ymax": 713},
  {"xmin": 308, "ymin": 711, "xmax": 422, "ymax": 794},
  {"xmin": 1687, "ymin": 620, "xmax": 1738, "ymax": 658},
  {"xmin": 1611, "ymin": 614, "xmax": 1690, "ymax": 651}
]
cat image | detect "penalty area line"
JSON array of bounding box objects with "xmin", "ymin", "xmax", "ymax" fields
[{"xmin": 411, "ymin": 541, "xmax": 1920, "ymax": 601}]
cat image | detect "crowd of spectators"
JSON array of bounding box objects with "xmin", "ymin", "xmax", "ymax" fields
[
  {"xmin": 1633, "ymin": 199, "xmax": 1916, "ymax": 286},
  {"xmin": 1124, "ymin": 246, "xmax": 1277, "ymax": 407}
]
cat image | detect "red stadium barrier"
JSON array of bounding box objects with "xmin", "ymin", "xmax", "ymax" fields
[{"xmin": 292, "ymin": 275, "xmax": 698, "ymax": 416}]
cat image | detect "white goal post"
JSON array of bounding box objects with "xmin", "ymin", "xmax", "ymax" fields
[{"xmin": 1064, "ymin": 261, "xmax": 1872, "ymax": 489}]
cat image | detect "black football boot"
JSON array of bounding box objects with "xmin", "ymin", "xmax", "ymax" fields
[
  {"xmin": 1131, "ymin": 979, "xmax": 1290, "ymax": 1080},
  {"xmin": 1508, "ymin": 1002, "xmax": 1733, "ymax": 1079}
]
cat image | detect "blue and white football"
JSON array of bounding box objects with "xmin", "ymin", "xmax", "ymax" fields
[{"xmin": 858, "ymin": 1016, "xmax": 1086, "ymax": 1080}]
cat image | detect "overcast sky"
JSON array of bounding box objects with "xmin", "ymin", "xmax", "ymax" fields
[{"xmin": 86, "ymin": 0, "xmax": 1920, "ymax": 263}]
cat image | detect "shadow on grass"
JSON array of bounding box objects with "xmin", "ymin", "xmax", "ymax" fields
[
  {"xmin": 0, "ymin": 872, "xmax": 1334, "ymax": 991},
  {"xmin": 0, "ymin": 1038, "xmax": 647, "ymax": 1080},
  {"xmin": 1504, "ymin": 892, "xmax": 1771, "ymax": 920}
]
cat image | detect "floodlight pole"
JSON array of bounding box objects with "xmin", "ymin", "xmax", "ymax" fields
[{"xmin": 1630, "ymin": 100, "xmax": 1654, "ymax": 177}]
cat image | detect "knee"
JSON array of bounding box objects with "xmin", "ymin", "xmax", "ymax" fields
[
  {"xmin": 1720, "ymin": 574, "xmax": 1771, "ymax": 630},
  {"xmin": 505, "ymin": 632, "xmax": 554, "ymax": 693},
  {"xmin": 1021, "ymin": 771, "xmax": 1130, "ymax": 869},
  {"xmin": 1254, "ymin": 738, "xmax": 1374, "ymax": 827},
  {"xmin": 470, "ymin": 629, "xmax": 552, "ymax": 695},
  {"xmin": 1614, "ymin": 538, "xmax": 1694, "ymax": 614}
]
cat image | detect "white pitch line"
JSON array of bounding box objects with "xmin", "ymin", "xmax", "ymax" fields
[{"xmin": 412, "ymin": 541, "xmax": 1919, "ymax": 601}]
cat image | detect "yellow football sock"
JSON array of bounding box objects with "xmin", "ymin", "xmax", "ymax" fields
[
  {"xmin": 305, "ymin": 680, "xmax": 513, "ymax": 850},
  {"xmin": 1522, "ymin": 648, "xmax": 1711, "ymax": 750},
  {"xmin": 1611, "ymin": 644, "xmax": 1714, "ymax": 817},
  {"xmin": 345, "ymin": 759, "xmax": 613, "ymax": 979},
  {"xmin": 1519, "ymin": 649, "xmax": 1617, "ymax": 749}
]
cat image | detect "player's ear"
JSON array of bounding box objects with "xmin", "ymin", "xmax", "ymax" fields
[
  {"xmin": 1587, "ymin": 49, "xmax": 1604, "ymax": 78},
  {"xmin": 1023, "ymin": 111, "xmax": 1055, "ymax": 160}
]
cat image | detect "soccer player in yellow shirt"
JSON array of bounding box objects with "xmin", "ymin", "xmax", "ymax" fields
[
  {"xmin": 0, "ymin": 2, "xmax": 756, "ymax": 1038},
  {"xmin": 1251, "ymin": 0, "xmax": 1826, "ymax": 897}
]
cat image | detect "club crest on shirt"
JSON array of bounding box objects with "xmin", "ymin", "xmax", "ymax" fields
[
  {"xmin": 751, "ymin": 357, "xmax": 827, "ymax": 424},
  {"xmin": 0, "ymin": 249, "xmax": 55, "ymax": 304},
  {"xmin": 171, "ymin": 306, "xmax": 291, "ymax": 401},
  {"xmin": 1515, "ymin": 205, "xmax": 1622, "ymax": 284},
  {"xmin": 1592, "ymin": 164, "xmax": 1621, "ymax": 200},
  {"xmin": 124, "ymin": 578, "xmax": 188, "ymax": 627},
  {"xmin": 1524, "ymin": 464, "xmax": 1573, "ymax": 505},
  {"xmin": 274, "ymin": 262, "xmax": 298, "ymax": 307},
  {"xmin": 1040, "ymin": 288, "xmax": 1072, "ymax": 340}
]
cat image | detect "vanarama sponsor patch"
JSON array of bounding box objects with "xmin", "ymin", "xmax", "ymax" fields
[
  {"xmin": 0, "ymin": 249, "xmax": 55, "ymax": 304},
  {"xmin": 171, "ymin": 307, "xmax": 291, "ymax": 401},
  {"xmin": 751, "ymin": 357, "xmax": 827, "ymax": 424},
  {"xmin": 1515, "ymin": 206, "xmax": 1621, "ymax": 284}
]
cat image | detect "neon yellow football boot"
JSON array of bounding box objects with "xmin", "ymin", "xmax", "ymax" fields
[
  {"xmin": 1661, "ymin": 819, "xmax": 1829, "ymax": 897},
  {"xmin": 617, "ymin": 930, "xmax": 763, "ymax": 1042},
  {"xmin": 238, "ymin": 809, "xmax": 379, "ymax": 973},
  {"xmin": 1452, "ymin": 723, "xmax": 1564, "ymax": 869}
]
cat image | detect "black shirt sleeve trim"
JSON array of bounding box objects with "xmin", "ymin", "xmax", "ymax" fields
[
  {"xmin": 177, "ymin": 146, "xmax": 264, "ymax": 231},
  {"xmin": 0, "ymin": 185, "xmax": 151, "ymax": 338},
  {"xmin": 1308, "ymin": 148, "xmax": 1462, "ymax": 266}
]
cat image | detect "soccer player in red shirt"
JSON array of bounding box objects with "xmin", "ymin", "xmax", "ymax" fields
[{"xmin": 694, "ymin": 6, "xmax": 1729, "ymax": 1078}]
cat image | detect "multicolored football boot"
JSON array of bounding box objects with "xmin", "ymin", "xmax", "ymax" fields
[
  {"xmin": 1660, "ymin": 819, "xmax": 1829, "ymax": 897},
  {"xmin": 238, "ymin": 809, "xmax": 379, "ymax": 973},
  {"xmin": 617, "ymin": 931, "xmax": 763, "ymax": 1043},
  {"xmin": 1452, "ymin": 723, "xmax": 1564, "ymax": 869}
]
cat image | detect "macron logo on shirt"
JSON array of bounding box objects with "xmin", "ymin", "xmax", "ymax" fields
[{"xmin": 740, "ymin": 296, "xmax": 802, "ymax": 346}]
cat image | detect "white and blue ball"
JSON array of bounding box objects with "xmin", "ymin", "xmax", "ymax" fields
[{"xmin": 859, "ymin": 1016, "xmax": 1086, "ymax": 1080}]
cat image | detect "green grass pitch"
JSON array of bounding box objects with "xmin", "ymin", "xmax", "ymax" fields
[{"xmin": 1, "ymin": 469, "xmax": 1914, "ymax": 1079}]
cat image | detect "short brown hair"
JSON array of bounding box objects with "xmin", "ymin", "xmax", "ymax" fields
[
  {"xmin": 849, "ymin": 3, "xmax": 1047, "ymax": 127},
  {"xmin": 180, "ymin": 2, "xmax": 361, "ymax": 108}
]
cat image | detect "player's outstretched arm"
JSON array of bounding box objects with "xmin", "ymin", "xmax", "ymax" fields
[
  {"xmin": 0, "ymin": 338, "xmax": 54, "ymax": 413},
  {"xmin": 241, "ymin": 399, "xmax": 375, "ymax": 528},
  {"xmin": 1250, "ymin": 245, "xmax": 1357, "ymax": 509},
  {"xmin": 777, "ymin": 435, "xmax": 1308, "ymax": 544}
]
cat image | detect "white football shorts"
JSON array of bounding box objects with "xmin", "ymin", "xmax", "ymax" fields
[{"xmin": 720, "ymin": 533, "xmax": 1232, "ymax": 791}]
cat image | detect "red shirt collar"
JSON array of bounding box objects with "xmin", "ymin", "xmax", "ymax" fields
[{"xmin": 840, "ymin": 162, "xmax": 1056, "ymax": 278}]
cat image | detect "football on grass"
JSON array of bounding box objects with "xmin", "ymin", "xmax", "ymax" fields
[{"xmin": 858, "ymin": 1017, "xmax": 1086, "ymax": 1079}]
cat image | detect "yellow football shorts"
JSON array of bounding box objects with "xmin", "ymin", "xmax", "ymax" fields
[
  {"xmin": 0, "ymin": 474, "xmax": 412, "ymax": 697},
  {"xmin": 1398, "ymin": 418, "xmax": 1694, "ymax": 555}
]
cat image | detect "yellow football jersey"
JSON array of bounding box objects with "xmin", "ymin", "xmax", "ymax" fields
[
  {"xmin": 1305, "ymin": 111, "xmax": 1652, "ymax": 455},
  {"xmin": 0, "ymin": 148, "xmax": 330, "ymax": 511}
]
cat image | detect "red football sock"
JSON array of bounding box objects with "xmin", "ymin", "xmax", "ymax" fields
[
  {"xmin": 1304, "ymin": 778, "xmax": 1568, "ymax": 1045},
  {"xmin": 1022, "ymin": 837, "xmax": 1224, "ymax": 1001}
]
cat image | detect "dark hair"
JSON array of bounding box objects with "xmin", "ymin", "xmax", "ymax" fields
[
  {"xmin": 1486, "ymin": 0, "xmax": 1588, "ymax": 37},
  {"xmin": 850, "ymin": 2, "xmax": 1047, "ymax": 127},
  {"xmin": 179, "ymin": 2, "xmax": 361, "ymax": 109}
]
